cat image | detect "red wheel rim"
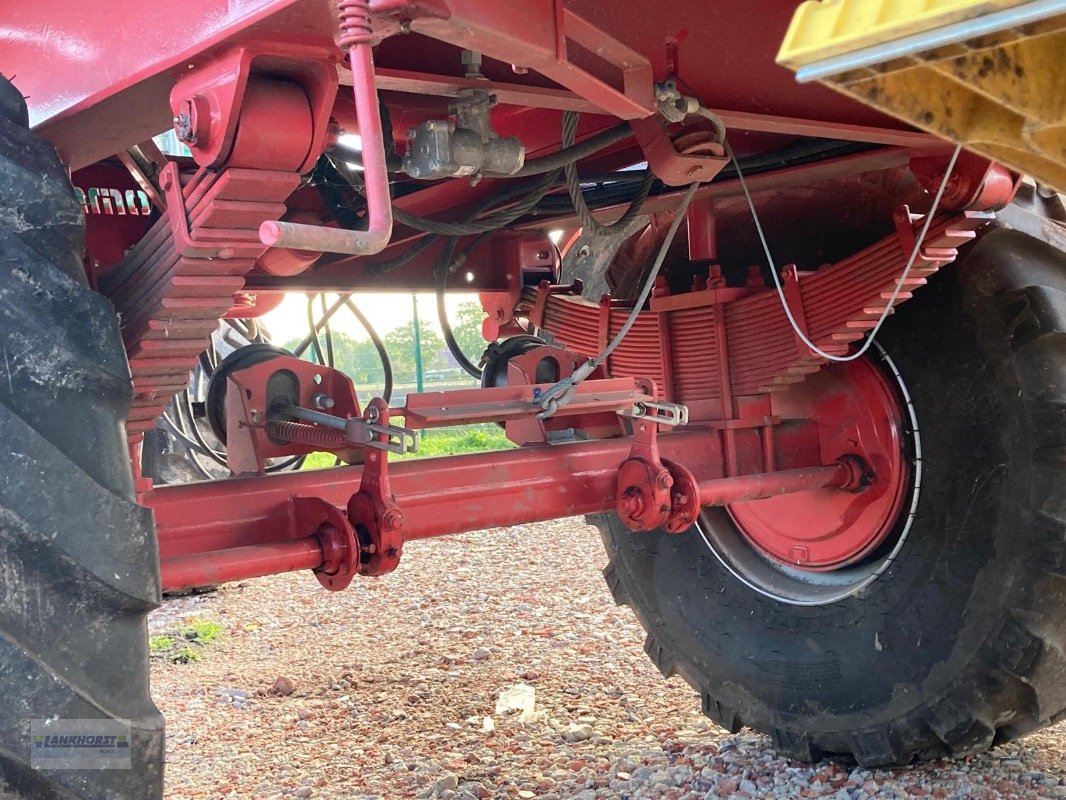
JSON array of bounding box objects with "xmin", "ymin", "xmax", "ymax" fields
[{"xmin": 728, "ymin": 355, "xmax": 911, "ymax": 571}]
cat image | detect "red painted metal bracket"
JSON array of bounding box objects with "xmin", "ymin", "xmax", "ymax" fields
[
  {"xmin": 224, "ymin": 355, "xmax": 364, "ymax": 475},
  {"xmin": 631, "ymin": 116, "xmax": 729, "ymax": 186},
  {"xmin": 615, "ymin": 411, "xmax": 674, "ymax": 532},
  {"xmin": 370, "ymin": 0, "xmax": 655, "ymax": 120},
  {"xmin": 169, "ymin": 40, "xmax": 339, "ymax": 172},
  {"xmin": 347, "ymin": 399, "xmax": 406, "ymax": 576}
]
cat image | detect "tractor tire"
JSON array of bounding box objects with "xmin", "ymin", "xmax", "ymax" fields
[
  {"xmin": 592, "ymin": 227, "xmax": 1066, "ymax": 766},
  {"xmin": 0, "ymin": 78, "xmax": 164, "ymax": 798}
]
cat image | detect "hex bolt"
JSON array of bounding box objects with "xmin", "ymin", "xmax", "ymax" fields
[
  {"xmin": 461, "ymin": 49, "xmax": 483, "ymax": 79},
  {"xmin": 656, "ymin": 471, "xmax": 673, "ymax": 490},
  {"xmin": 250, "ymin": 410, "xmax": 263, "ymax": 424},
  {"xmin": 173, "ymin": 112, "xmax": 194, "ymax": 144},
  {"xmin": 382, "ymin": 510, "xmax": 403, "ymax": 532}
]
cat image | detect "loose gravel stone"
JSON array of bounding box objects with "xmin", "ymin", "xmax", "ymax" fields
[{"xmin": 150, "ymin": 518, "xmax": 1066, "ymax": 798}]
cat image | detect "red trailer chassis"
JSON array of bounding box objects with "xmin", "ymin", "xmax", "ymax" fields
[
  {"xmin": 8, "ymin": 0, "xmax": 1017, "ymax": 594},
  {"xmin": 144, "ymin": 198, "xmax": 996, "ymax": 592}
]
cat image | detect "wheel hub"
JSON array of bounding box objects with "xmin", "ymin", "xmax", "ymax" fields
[{"xmin": 727, "ymin": 354, "xmax": 911, "ymax": 571}]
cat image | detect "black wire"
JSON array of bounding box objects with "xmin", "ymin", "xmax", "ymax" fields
[
  {"xmin": 505, "ymin": 121, "xmax": 633, "ymax": 177},
  {"xmin": 297, "ymin": 293, "xmax": 395, "ymax": 404},
  {"xmin": 561, "ymin": 111, "xmax": 655, "ymax": 236},
  {"xmin": 320, "ymin": 294, "xmax": 335, "ymax": 368},
  {"xmin": 433, "ymin": 232, "xmax": 495, "ymax": 380},
  {"xmin": 392, "ymin": 167, "xmax": 560, "ymax": 236},
  {"xmin": 366, "ymin": 233, "xmax": 439, "ymax": 276},
  {"xmin": 306, "ymin": 295, "xmax": 326, "ymax": 366},
  {"xmin": 341, "ymin": 297, "xmax": 394, "ymax": 404},
  {"xmin": 266, "ymin": 454, "xmax": 306, "ymax": 473}
]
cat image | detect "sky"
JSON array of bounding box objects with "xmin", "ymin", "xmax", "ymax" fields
[{"xmin": 260, "ymin": 291, "xmax": 481, "ymax": 345}]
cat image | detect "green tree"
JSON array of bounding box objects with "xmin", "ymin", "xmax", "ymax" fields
[
  {"xmin": 384, "ymin": 319, "xmax": 445, "ymax": 382},
  {"xmin": 282, "ymin": 331, "xmax": 392, "ymax": 396},
  {"xmin": 451, "ymin": 301, "xmax": 489, "ymax": 364}
]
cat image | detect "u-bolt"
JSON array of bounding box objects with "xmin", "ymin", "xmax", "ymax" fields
[{"xmin": 259, "ymin": 0, "xmax": 394, "ymax": 255}]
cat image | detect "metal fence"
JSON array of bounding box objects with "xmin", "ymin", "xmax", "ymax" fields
[{"xmin": 292, "ymin": 293, "xmax": 484, "ymax": 407}]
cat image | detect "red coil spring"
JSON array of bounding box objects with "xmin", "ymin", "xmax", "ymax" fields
[
  {"xmin": 266, "ymin": 420, "xmax": 347, "ymax": 449},
  {"xmin": 338, "ymin": 0, "xmax": 373, "ymax": 49}
]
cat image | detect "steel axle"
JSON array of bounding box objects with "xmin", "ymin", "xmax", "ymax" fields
[{"xmin": 150, "ymin": 431, "xmax": 865, "ymax": 592}]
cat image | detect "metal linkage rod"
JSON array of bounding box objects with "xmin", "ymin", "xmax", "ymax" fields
[
  {"xmin": 259, "ymin": 0, "xmax": 393, "ymax": 255},
  {"xmin": 698, "ymin": 461, "xmax": 859, "ymax": 506}
]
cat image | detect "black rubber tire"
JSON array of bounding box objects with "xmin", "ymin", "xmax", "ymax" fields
[
  {"xmin": 0, "ymin": 78, "xmax": 164, "ymax": 798},
  {"xmin": 591, "ymin": 227, "xmax": 1066, "ymax": 767},
  {"xmin": 205, "ymin": 342, "xmax": 292, "ymax": 444}
]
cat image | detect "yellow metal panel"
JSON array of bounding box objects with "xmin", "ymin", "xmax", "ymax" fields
[
  {"xmin": 777, "ymin": 0, "xmax": 1066, "ymax": 193},
  {"xmin": 778, "ymin": 1, "xmax": 1031, "ymax": 68}
]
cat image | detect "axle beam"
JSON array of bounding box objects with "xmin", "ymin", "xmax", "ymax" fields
[
  {"xmin": 149, "ymin": 428, "xmax": 830, "ymax": 591},
  {"xmin": 698, "ymin": 461, "xmax": 860, "ymax": 506}
]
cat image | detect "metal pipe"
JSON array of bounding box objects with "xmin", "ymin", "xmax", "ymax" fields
[
  {"xmin": 259, "ymin": 2, "xmax": 393, "ymax": 255},
  {"xmin": 287, "ymin": 405, "xmax": 347, "ymax": 431},
  {"xmin": 698, "ymin": 462, "xmax": 853, "ymax": 506},
  {"xmin": 160, "ymin": 539, "xmax": 324, "ymax": 592}
]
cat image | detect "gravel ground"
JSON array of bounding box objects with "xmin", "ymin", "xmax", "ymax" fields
[{"xmin": 150, "ymin": 518, "xmax": 1066, "ymax": 799}]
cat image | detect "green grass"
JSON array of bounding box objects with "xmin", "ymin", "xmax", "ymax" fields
[
  {"xmin": 402, "ymin": 424, "xmax": 512, "ymax": 458},
  {"xmin": 181, "ymin": 618, "xmax": 222, "ymax": 645},
  {"xmin": 150, "ymin": 617, "xmax": 222, "ymax": 664},
  {"xmin": 301, "ymin": 423, "xmax": 512, "ymax": 470},
  {"xmin": 170, "ymin": 646, "xmax": 203, "ymax": 664}
]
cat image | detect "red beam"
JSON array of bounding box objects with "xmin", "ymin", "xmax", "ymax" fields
[
  {"xmin": 161, "ymin": 540, "xmax": 323, "ymax": 592},
  {"xmin": 375, "ymin": 67, "xmax": 599, "ymax": 113},
  {"xmin": 713, "ymin": 109, "xmax": 936, "ymax": 149},
  {"xmin": 699, "ymin": 462, "xmax": 853, "ymax": 506},
  {"xmin": 149, "ymin": 425, "xmax": 839, "ymax": 591},
  {"xmin": 518, "ymin": 148, "xmax": 916, "ymax": 232},
  {"xmin": 148, "ymin": 431, "xmax": 725, "ymax": 559}
]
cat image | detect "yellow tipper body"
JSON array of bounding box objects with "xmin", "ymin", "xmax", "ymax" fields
[{"xmin": 777, "ymin": 0, "xmax": 1066, "ymax": 193}]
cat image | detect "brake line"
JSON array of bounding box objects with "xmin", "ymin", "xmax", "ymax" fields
[
  {"xmin": 727, "ymin": 139, "xmax": 963, "ymax": 363},
  {"xmin": 536, "ymin": 180, "xmax": 702, "ymax": 417}
]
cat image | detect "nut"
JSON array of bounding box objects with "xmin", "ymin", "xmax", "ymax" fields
[{"xmin": 382, "ymin": 509, "xmax": 403, "ymax": 532}]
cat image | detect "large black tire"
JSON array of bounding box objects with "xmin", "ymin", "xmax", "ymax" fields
[
  {"xmin": 0, "ymin": 79, "xmax": 164, "ymax": 797},
  {"xmin": 592, "ymin": 227, "xmax": 1066, "ymax": 766}
]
